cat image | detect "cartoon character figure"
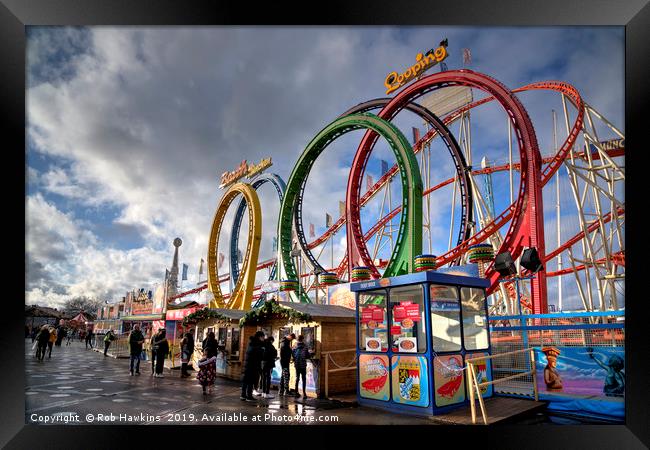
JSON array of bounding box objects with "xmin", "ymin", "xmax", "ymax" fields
[
  {"xmin": 436, "ymin": 356, "xmax": 463, "ymax": 398},
  {"xmin": 542, "ymin": 347, "xmax": 563, "ymax": 391},
  {"xmin": 587, "ymin": 347, "xmax": 625, "ymax": 397}
]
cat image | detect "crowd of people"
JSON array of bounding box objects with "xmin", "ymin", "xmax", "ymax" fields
[
  {"xmin": 239, "ymin": 331, "xmax": 313, "ymax": 402},
  {"xmin": 29, "ymin": 322, "xmax": 314, "ymax": 401}
]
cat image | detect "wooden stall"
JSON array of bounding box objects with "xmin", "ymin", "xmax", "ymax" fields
[{"xmin": 184, "ymin": 301, "xmax": 357, "ymax": 398}]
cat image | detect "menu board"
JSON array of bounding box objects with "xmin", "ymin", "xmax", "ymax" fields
[
  {"xmin": 359, "ymin": 354, "xmax": 390, "ymax": 401},
  {"xmin": 433, "ymin": 354, "xmax": 466, "ymax": 407},
  {"xmin": 390, "ymin": 355, "xmax": 429, "ymax": 407}
]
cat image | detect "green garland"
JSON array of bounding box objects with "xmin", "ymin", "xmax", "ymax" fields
[
  {"xmin": 182, "ymin": 308, "xmax": 232, "ymax": 327},
  {"xmin": 239, "ymin": 299, "xmax": 312, "ymax": 327}
]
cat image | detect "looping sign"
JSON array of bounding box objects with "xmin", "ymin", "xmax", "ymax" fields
[
  {"xmin": 219, "ymin": 157, "xmax": 272, "ymax": 189},
  {"xmin": 384, "ymin": 40, "xmax": 449, "ymax": 95}
]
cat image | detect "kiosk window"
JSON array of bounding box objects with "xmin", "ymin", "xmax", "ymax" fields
[
  {"xmin": 461, "ymin": 287, "xmax": 489, "ymax": 350},
  {"xmin": 358, "ymin": 290, "xmax": 387, "ymax": 352},
  {"xmin": 217, "ymin": 327, "xmax": 227, "ymax": 346},
  {"xmin": 389, "ymin": 285, "xmax": 426, "ymax": 353},
  {"xmin": 429, "ymin": 284, "xmax": 462, "ymax": 352},
  {"xmin": 230, "ymin": 328, "xmax": 240, "ymax": 358}
]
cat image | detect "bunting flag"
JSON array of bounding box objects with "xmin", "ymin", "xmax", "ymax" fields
[
  {"xmin": 366, "ymin": 174, "xmax": 374, "ymax": 191},
  {"xmin": 272, "ymin": 236, "xmax": 278, "ymax": 252},
  {"xmin": 198, "ymin": 258, "xmax": 204, "ymax": 275},
  {"xmin": 412, "ymin": 127, "xmax": 421, "ymax": 145},
  {"xmin": 325, "ymin": 213, "xmax": 333, "ymax": 228},
  {"xmin": 339, "ymin": 200, "xmax": 346, "ymax": 217},
  {"xmin": 181, "ymin": 263, "xmax": 189, "ymax": 280},
  {"xmin": 462, "ymin": 48, "xmax": 472, "ymax": 65},
  {"xmin": 380, "ymin": 159, "xmax": 389, "ymax": 175},
  {"xmin": 218, "ymin": 252, "xmax": 225, "ymax": 269},
  {"xmin": 309, "ymin": 223, "xmax": 315, "ymax": 238}
]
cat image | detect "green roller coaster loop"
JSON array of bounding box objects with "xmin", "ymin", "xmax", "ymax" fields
[{"xmin": 277, "ymin": 113, "xmax": 423, "ymax": 303}]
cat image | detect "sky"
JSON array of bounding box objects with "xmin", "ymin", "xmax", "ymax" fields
[{"xmin": 25, "ymin": 26, "xmax": 625, "ymax": 310}]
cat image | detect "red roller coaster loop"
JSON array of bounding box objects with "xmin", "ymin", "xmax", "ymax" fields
[{"xmin": 346, "ymin": 70, "xmax": 549, "ymax": 312}]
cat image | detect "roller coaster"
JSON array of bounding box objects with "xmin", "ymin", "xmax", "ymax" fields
[{"xmin": 170, "ymin": 67, "xmax": 624, "ymax": 317}]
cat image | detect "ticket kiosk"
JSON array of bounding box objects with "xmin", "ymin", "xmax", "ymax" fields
[{"xmin": 350, "ymin": 271, "xmax": 493, "ymax": 416}]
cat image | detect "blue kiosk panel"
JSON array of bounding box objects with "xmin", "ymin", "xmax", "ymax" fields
[{"xmin": 351, "ymin": 270, "xmax": 493, "ymax": 416}]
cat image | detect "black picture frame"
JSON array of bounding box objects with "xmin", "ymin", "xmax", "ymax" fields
[{"xmin": 8, "ymin": 0, "xmax": 648, "ymax": 447}]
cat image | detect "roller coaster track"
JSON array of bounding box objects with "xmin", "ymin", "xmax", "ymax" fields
[
  {"xmin": 278, "ymin": 113, "xmax": 422, "ymax": 302},
  {"xmin": 207, "ymin": 182, "xmax": 261, "ymax": 310},
  {"xmin": 292, "ymin": 99, "xmax": 472, "ymax": 275},
  {"xmin": 229, "ymin": 172, "xmax": 285, "ymax": 305}
]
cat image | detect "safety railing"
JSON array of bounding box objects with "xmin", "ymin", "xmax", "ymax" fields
[
  {"xmin": 465, "ymin": 348, "xmax": 538, "ymax": 425},
  {"xmin": 322, "ymin": 348, "xmax": 357, "ymax": 398}
]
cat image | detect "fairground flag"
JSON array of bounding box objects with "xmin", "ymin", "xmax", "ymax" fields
[
  {"xmin": 198, "ymin": 258, "xmax": 204, "ymax": 275},
  {"xmin": 412, "ymin": 127, "xmax": 421, "ymax": 145},
  {"xmin": 462, "ymin": 48, "xmax": 472, "ymax": 65},
  {"xmin": 339, "ymin": 200, "xmax": 346, "ymax": 217},
  {"xmin": 272, "ymin": 237, "xmax": 278, "ymax": 252},
  {"xmin": 326, "ymin": 213, "xmax": 333, "ymax": 227},
  {"xmin": 218, "ymin": 252, "xmax": 225, "ymax": 269},
  {"xmin": 366, "ymin": 174, "xmax": 374, "ymax": 191},
  {"xmin": 309, "ymin": 223, "xmax": 315, "ymax": 238},
  {"xmin": 182, "ymin": 263, "xmax": 189, "ymax": 280},
  {"xmin": 380, "ymin": 159, "xmax": 389, "ymax": 175}
]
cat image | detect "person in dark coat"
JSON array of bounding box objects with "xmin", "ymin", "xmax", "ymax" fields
[
  {"xmin": 279, "ymin": 333, "xmax": 295, "ymax": 396},
  {"xmin": 85, "ymin": 329, "xmax": 94, "ymax": 349},
  {"xmin": 261, "ymin": 336, "xmax": 278, "ymax": 398},
  {"xmin": 35, "ymin": 325, "xmax": 50, "ymax": 362},
  {"xmin": 128, "ymin": 324, "xmax": 145, "ymax": 376},
  {"xmin": 202, "ymin": 331, "xmax": 218, "ymax": 358},
  {"xmin": 240, "ymin": 331, "xmax": 265, "ymax": 401},
  {"xmin": 153, "ymin": 329, "xmax": 169, "ymax": 378},
  {"xmin": 292, "ymin": 335, "xmax": 311, "ymax": 398},
  {"xmin": 180, "ymin": 331, "xmax": 195, "ymax": 378},
  {"xmin": 55, "ymin": 325, "xmax": 66, "ymax": 347}
]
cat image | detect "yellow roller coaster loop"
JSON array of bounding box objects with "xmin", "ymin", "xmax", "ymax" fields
[{"xmin": 207, "ymin": 182, "xmax": 261, "ymax": 310}]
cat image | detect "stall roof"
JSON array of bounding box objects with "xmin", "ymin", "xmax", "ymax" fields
[
  {"xmin": 278, "ymin": 302, "xmax": 356, "ymax": 322},
  {"xmin": 350, "ymin": 270, "xmax": 490, "ymax": 292},
  {"xmin": 209, "ymin": 308, "xmax": 247, "ymax": 321}
]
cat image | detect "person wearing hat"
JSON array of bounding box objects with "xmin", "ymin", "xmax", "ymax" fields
[{"xmin": 542, "ymin": 347, "xmax": 563, "ymax": 390}]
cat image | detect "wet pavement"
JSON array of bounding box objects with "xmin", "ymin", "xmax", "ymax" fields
[{"xmin": 24, "ymin": 339, "xmax": 441, "ymax": 425}]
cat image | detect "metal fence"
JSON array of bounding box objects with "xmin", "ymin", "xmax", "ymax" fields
[{"xmin": 488, "ymin": 310, "xmax": 624, "ymax": 397}]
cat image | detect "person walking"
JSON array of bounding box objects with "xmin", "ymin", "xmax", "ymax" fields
[
  {"xmin": 261, "ymin": 336, "xmax": 278, "ymax": 399},
  {"xmin": 103, "ymin": 329, "xmax": 115, "ymax": 356},
  {"xmin": 154, "ymin": 329, "xmax": 169, "ymax": 378},
  {"xmin": 47, "ymin": 326, "xmax": 57, "ymax": 359},
  {"xmin": 35, "ymin": 325, "xmax": 50, "ymax": 362},
  {"xmin": 85, "ymin": 329, "xmax": 94, "ymax": 349},
  {"xmin": 201, "ymin": 331, "xmax": 218, "ymax": 358},
  {"xmin": 196, "ymin": 349, "xmax": 217, "ymax": 395},
  {"xmin": 150, "ymin": 329, "xmax": 160, "ymax": 375},
  {"xmin": 55, "ymin": 326, "xmax": 66, "ymax": 347},
  {"xmin": 180, "ymin": 331, "xmax": 195, "ymax": 378},
  {"xmin": 240, "ymin": 331, "xmax": 265, "ymax": 401},
  {"xmin": 292, "ymin": 335, "xmax": 311, "ymax": 398},
  {"xmin": 128, "ymin": 324, "xmax": 145, "ymax": 376},
  {"xmin": 279, "ymin": 333, "xmax": 295, "ymax": 396}
]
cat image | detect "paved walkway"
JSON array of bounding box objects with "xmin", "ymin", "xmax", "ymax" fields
[{"xmin": 25, "ymin": 339, "xmax": 438, "ymax": 425}]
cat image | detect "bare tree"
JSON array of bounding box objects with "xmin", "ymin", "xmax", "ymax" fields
[{"xmin": 62, "ymin": 296, "xmax": 102, "ymax": 317}]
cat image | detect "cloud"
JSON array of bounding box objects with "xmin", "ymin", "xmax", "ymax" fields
[{"xmin": 26, "ymin": 27, "xmax": 624, "ymax": 308}]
